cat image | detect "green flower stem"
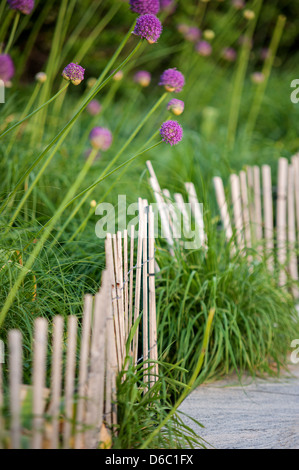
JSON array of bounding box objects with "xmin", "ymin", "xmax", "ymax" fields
[
  {"xmin": 57, "ymin": 129, "xmax": 161, "ymax": 245},
  {"xmin": 2, "ymin": 38, "xmax": 142, "ymax": 219},
  {"xmin": 0, "ymin": 82, "xmax": 70, "ymax": 140},
  {"xmin": 32, "ymin": 0, "xmax": 69, "ymax": 142},
  {"xmin": 113, "ymin": 86, "xmax": 142, "ymax": 136},
  {"xmin": 0, "ymin": 10, "xmax": 13, "ymax": 51},
  {"xmin": 0, "ymin": 0, "xmax": 6, "ymax": 21},
  {"xmin": 0, "ymin": 142, "xmax": 162, "ymax": 328},
  {"xmin": 226, "ymin": 0, "xmax": 262, "ymax": 151},
  {"xmin": 245, "ymin": 14, "xmax": 286, "ymax": 141},
  {"xmin": 40, "ymin": 141, "xmax": 163, "ymax": 236},
  {"xmin": 4, "ymin": 11, "xmax": 20, "ymax": 54},
  {"xmin": 15, "ymin": 2, "xmax": 52, "ymax": 81},
  {"xmin": 140, "ymin": 308, "xmax": 215, "ymax": 449}
]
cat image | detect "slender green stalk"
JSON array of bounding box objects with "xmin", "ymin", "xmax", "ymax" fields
[
  {"xmin": 3, "ymin": 39, "xmax": 142, "ymax": 221},
  {"xmin": 0, "ymin": 142, "xmax": 161, "ymax": 328},
  {"xmin": 226, "ymin": 0, "xmax": 262, "ymax": 150},
  {"xmin": 4, "ymin": 11, "xmax": 20, "ymax": 54},
  {"xmin": 245, "ymin": 15, "xmax": 286, "ymax": 140},
  {"xmin": 0, "ymin": 10, "xmax": 13, "ymax": 52},
  {"xmin": 57, "ymin": 129, "xmax": 161, "ymax": 244},
  {"xmin": 32, "ymin": 0, "xmax": 70, "ymax": 142},
  {"xmin": 0, "ymin": 0, "xmax": 6, "ymax": 21},
  {"xmin": 140, "ymin": 308, "xmax": 215, "ymax": 449},
  {"xmin": 0, "ymin": 82, "xmax": 70, "ymax": 140},
  {"xmin": 58, "ymin": 0, "xmax": 105, "ymax": 66},
  {"xmin": 39, "ymin": 140, "xmax": 162, "ymax": 235}
]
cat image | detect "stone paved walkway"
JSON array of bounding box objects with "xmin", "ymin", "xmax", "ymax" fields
[{"xmin": 179, "ymin": 363, "xmax": 299, "ymax": 449}]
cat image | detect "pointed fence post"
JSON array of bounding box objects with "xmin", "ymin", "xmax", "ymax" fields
[
  {"xmin": 277, "ymin": 158, "xmax": 288, "ymax": 287},
  {"xmin": 9, "ymin": 330, "xmax": 22, "ymax": 449},
  {"xmin": 49, "ymin": 315, "xmax": 64, "ymax": 449}
]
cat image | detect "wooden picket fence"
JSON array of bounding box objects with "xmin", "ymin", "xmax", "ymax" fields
[
  {"xmin": 213, "ymin": 155, "xmax": 299, "ymax": 297},
  {"xmin": 0, "ymin": 200, "xmax": 158, "ymax": 449},
  {"xmin": 146, "ymin": 160, "xmax": 206, "ymax": 252}
]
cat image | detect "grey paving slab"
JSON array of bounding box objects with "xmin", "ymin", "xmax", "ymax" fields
[{"xmin": 179, "ymin": 364, "xmax": 299, "ymax": 449}]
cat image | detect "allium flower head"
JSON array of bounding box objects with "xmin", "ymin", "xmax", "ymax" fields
[
  {"xmin": 184, "ymin": 27, "xmax": 201, "ymax": 43},
  {"xmin": 35, "ymin": 72, "xmax": 47, "ymax": 83},
  {"xmin": 222, "ymin": 47, "xmax": 237, "ymax": 62},
  {"xmin": 159, "ymin": 68, "xmax": 185, "ymax": 93},
  {"xmin": 196, "ymin": 40, "xmax": 212, "ymax": 57},
  {"xmin": 160, "ymin": 120, "xmax": 183, "ymax": 146},
  {"xmin": 89, "ymin": 127, "xmax": 113, "ymax": 151},
  {"xmin": 167, "ymin": 99, "xmax": 184, "ymax": 116},
  {"xmin": 134, "ymin": 70, "xmax": 151, "ymax": 87},
  {"xmin": 129, "ymin": 0, "xmax": 160, "ymax": 15},
  {"xmin": 251, "ymin": 72, "xmax": 265, "ymax": 84},
  {"xmin": 133, "ymin": 14, "xmax": 162, "ymax": 44},
  {"xmin": 62, "ymin": 63, "xmax": 85, "ymax": 85},
  {"xmin": 7, "ymin": 0, "xmax": 34, "ymax": 14},
  {"xmin": 0, "ymin": 54, "xmax": 14, "ymax": 83},
  {"xmin": 87, "ymin": 99, "xmax": 102, "ymax": 116}
]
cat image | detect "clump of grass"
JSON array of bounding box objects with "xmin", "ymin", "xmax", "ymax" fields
[
  {"xmin": 114, "ymin": 359, "xmax": 207, "ymax": 449},
  {"xmin": 155, "ymin": 222, "xmax": 299, "ymax": 395}
]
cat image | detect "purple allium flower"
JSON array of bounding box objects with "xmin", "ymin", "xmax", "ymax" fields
[
  {"xmin": 134, "ymin": 70, "xmax": 151, "ymax": 87},
  {"xmin": 160, "ymin": 0, "xmax": 176, "ymax": 14},
  {"xmin": 133, "ymin": 14, "xmax": 162, "ymax": 44},
  {"xmin": 62, "ymin": 63, "xmax": 85, "ymax": 85},
  {"xmin": 196, "ymin": 40, "xmax": 212, "ymax": 57},
  {"xmin": 167, "ymin": 99, "xmax": 184, "ymax": 116},
  {"xmin": 159, "ymin": 68, "xmax": 185, "ymax": 93},
  {"xmin": 87, "ymin": 99, "xmax": 102, "ymax": 116},
  {"xmin": 7, "ymin": 0, "xmax": 34, "ymax": 14},
  {"xmin": 222, "ymin": 47, "xmax": 237, "ymax": 62},
  {"xmin": 184, "ymin": 27, "xmax": 201, "ymax": 43},
  {"xmin": 160, "ymin": 120, "xmax": 183, "ymax": 146},
  {"xmin": 89, "ymin": 127, "xmax": 113, "ymax": 151},
  {"xmin": 0, "ymin": 54, "xmax": 14, "ymax": 84},
  {"xmin": 129, "ymin": 0, "xmax": 160, "ymax": 15},
  {"xmin": 251, "ymin": 72, "xmax": 265, "ymax": 84}
]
